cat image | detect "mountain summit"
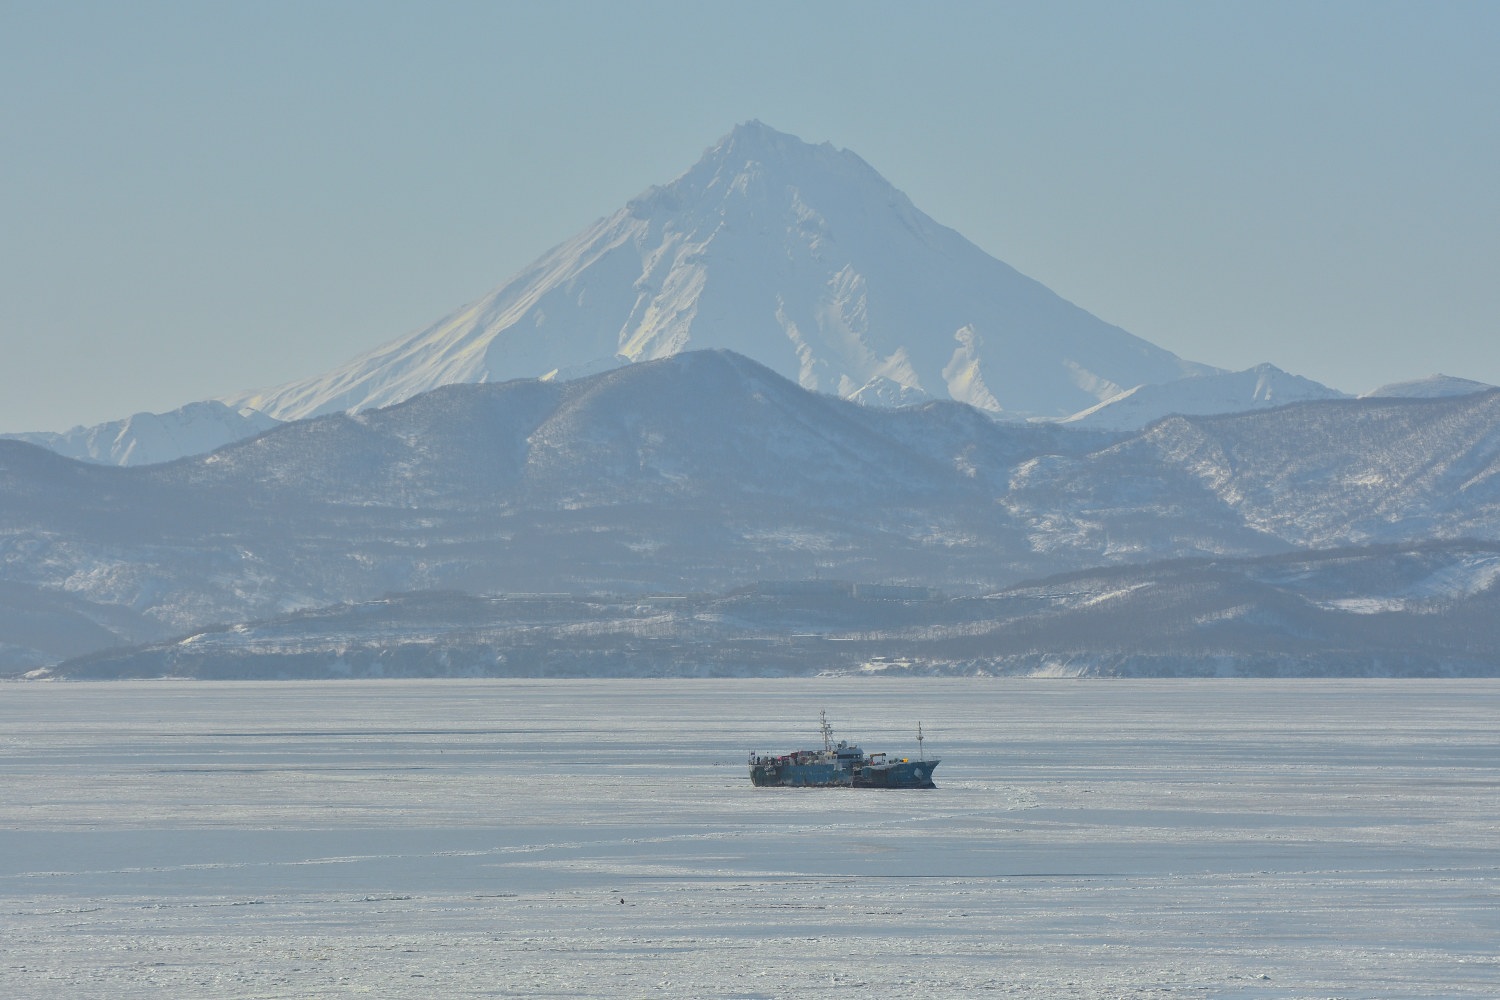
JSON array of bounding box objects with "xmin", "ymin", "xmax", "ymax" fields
[{"xmin": 225, "ymin": 121, "xmax": 1216, "ymax": 422}]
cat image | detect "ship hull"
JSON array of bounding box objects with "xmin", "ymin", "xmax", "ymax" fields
[
  {"xmin": 853, "ymin": 758, "xmax": 938, "ymax": 789},
  {"xmin": 749, "ymin": 758, "xmax": 939, "ymax": 789}
]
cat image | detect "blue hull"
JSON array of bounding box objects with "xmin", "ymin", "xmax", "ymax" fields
[
  {"xmin": 854, "ymin": 758, "xmax": 938, "ymax": 789},
  {"xmin": 749, "ymin": 757, "xmax": 938, "ymax": 789}
]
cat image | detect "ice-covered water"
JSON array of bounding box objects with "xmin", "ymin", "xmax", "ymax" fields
[{"xmin": 2, "ymin": 679, "xmax": 1497, "ymax": 998}]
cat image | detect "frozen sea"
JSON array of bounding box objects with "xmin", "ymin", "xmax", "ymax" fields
[{"xmin": 2, "ymin": 679, "xmax": 1496, "ymax": 999}]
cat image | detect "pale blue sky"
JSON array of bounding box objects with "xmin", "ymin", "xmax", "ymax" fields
[{"xmin": 3, "ymin": 0, "xmax": 1497, "ymax": 431}]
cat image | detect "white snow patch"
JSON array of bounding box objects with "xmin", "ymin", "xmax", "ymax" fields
[{"xmin": 1319, "ymin": 597, "xmax": 1408, "ymax": 614}]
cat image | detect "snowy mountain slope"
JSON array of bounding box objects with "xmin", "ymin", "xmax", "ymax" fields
[
  {"xmin": 43, "ymin": 540, "xmax": 1500, "ymax": 679},
  {"xmin": 198, "ymin": 350, "xmax": 1018, "ymax": 512},
  {"xmin": 936, "ymin": 541, "xmax": 1500, "ymax": 676},
  {"xmin": 1058, "ymin": 363, "xmax": 1347, "ymax": 431},
  {"xmin": 1360, "ymin": 374, "xmax": 1497, "ymax": 399},
  {"xmin": 7, "ymin": 352, "xmax": 1500, "ymax": 674},
  {"xmin": 1, "ymin": 401, "xmax": 279, "ymax": 467},
  {"xmin": 223, "ymin": 121, "xmax": 1216, "ymax": 424},
  {"xmin": 0, "ymin": 353, "xmax": 1059, "ymax": 666},
  {"xmin": 1152, "ymin": 392, "xmax": 1500, "ymax": 544},
  {"xmin": 1009, "ymin": 389, "xmax": 1500, "ymax": 553}
]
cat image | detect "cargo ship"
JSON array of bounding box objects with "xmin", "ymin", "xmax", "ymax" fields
[{"xmin": 748, "ymin": 712, "xmax": 938, "ymax": 788}]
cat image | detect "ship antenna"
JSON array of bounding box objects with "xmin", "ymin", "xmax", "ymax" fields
[
  {"xmin": 917, "ymin": 722, "xmax": 925, "ymax": 762},
  {"xmin": 820, "ymin": 710, "xmax": 833, "ymax": 753}
]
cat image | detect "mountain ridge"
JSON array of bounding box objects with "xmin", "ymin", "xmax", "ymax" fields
[
  {"xmin": 1, "ymin": 401, "xmax": 279, "ymax": 467},
  {"xmin": 1360, "ymin": 374, "xmax": 1497, "ymax": 400},
  {"xmin": 5, "ymin": 351, "xmax": 1500, "ymax": 675},
  {"xmin": 1059, "ymin": 363, "xmax": 1347, "ymax": 430}
]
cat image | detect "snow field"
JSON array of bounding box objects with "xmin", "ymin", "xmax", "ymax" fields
[{"xmin": 2, "ymin": 678, "xmax": 1497, "ymax": 998}]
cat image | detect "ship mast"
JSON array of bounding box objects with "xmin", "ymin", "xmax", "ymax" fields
[
  {"xmin": 819, "ymin": 710, "xmax": 833, "ymax": 753},
  {"xmin": 916, "ymin": 721, "xmax": 925, "ymax": 762}
]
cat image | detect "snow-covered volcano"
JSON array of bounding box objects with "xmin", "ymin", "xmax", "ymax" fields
[{"xmin": 225, "ymin": 121, "xmax": 1216, "ymax": 422}]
